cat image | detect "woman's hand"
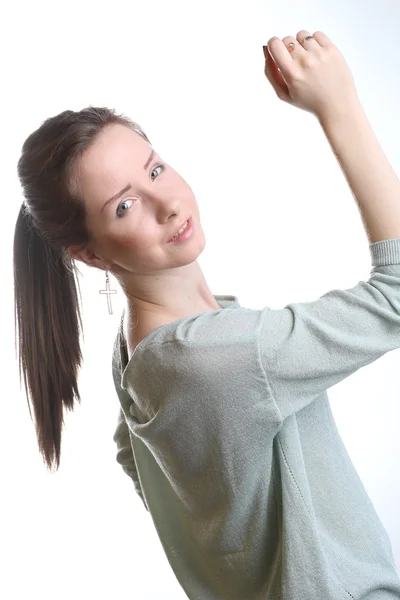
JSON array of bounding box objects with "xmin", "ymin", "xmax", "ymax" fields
[{"xmin": 263, "ymin": 30, "xmax": 360, "ymax": 120}]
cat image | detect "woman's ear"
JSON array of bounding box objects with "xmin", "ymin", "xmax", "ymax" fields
[{"xmin": 66, "ymin": 244, "xmax": 109, "ymax": 271}]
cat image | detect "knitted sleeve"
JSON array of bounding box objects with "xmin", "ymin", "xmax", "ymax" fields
[{"xmin": 258, "ymin": 238, "xmax": 400, "ymax": 421}]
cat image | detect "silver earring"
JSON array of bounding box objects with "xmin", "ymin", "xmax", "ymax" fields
[{"xmin": 99, "ymin": 269, "xmax": 117, "ymax": 315}]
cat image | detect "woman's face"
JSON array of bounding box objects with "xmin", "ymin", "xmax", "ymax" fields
[{"xmin": 75, "ymin": 123, "xmax": 205, "ymax": 276}]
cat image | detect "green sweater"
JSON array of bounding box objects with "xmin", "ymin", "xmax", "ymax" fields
[{"xmin": 112, "ymin": 237, "xmax": 400, "ymax": 599}]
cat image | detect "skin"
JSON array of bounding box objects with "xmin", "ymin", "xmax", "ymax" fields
[{"xmin": 67, "ymin": 123, "xmax": 221, "ymax": 354}]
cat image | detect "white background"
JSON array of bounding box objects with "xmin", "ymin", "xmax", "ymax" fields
[{"xmin": 1, "ymin": 0, "xmax": 399, "ymax": 598}]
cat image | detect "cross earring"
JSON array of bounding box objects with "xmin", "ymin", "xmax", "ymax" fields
[{"xmin": 99, "ymin": 269, "xmax": 117, "ymax": 314}]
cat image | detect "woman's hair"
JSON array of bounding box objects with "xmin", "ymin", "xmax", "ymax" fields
[{"xmin": 13, "ymin": 106, "xmax": 151, "ymax": 472}]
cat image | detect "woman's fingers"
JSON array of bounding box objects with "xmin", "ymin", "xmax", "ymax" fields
[
  {"xmin": 263, "ymin": 46, "xmax": 290, "ymax": 101},
  {"xmin": 304, "ymin": 30, "xmax": 332, "ymax": 47},
  {"xmin": 266, "ymin": 32, "xmax": 329, "ymax": 80},
  {"xmin": 266, "ymin": 37, "xmax": 297, "ymax": 81}
]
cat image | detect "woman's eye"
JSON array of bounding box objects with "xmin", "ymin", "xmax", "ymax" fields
[
  {"xmin": 116, "ymin": 198, "xmax": 134, "ymax": 218},
  {"xmin": 151, "ymin": 164, "xmax": 165, "ymax": 181}
]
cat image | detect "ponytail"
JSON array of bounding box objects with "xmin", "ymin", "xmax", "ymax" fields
[
  {"xmin": 14, "ymin": 105, "xmax": 150, "ymax": 471},
  {"xmin": 13, "ymin": 203, "xmax": 84, "ymax": 471}
]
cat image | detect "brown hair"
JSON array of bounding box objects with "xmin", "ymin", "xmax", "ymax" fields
[{"xmin": 13, "ymin": 106, "xmax": 151, "ymax": 472}]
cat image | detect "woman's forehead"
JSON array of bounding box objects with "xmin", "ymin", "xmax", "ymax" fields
[
  {"xmin": 79, "ymin": 126, "xmax": 155, "ymax": 203},
  {"xmin": 81, "ymin": 126, "xmax": 153, "ymax": 180}
]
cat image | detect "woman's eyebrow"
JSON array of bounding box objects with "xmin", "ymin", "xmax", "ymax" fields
[{"xmin": 143, "ymin": 148, "xmax": 155, "ymax": 170}]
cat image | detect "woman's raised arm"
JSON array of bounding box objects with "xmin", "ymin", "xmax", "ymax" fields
[{"xmin": 264, "ymin": 30, "xmax": 400, "ymax": 244}]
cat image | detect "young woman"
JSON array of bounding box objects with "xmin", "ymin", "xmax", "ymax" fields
[{"xmin": 13, "ymin": 29, "xmax": 400, "ymax": 599}]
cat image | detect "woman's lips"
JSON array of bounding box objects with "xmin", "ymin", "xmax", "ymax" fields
[{"xmin": 167, "ymin": 216, "xmax": 194, "ymax": 243}]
